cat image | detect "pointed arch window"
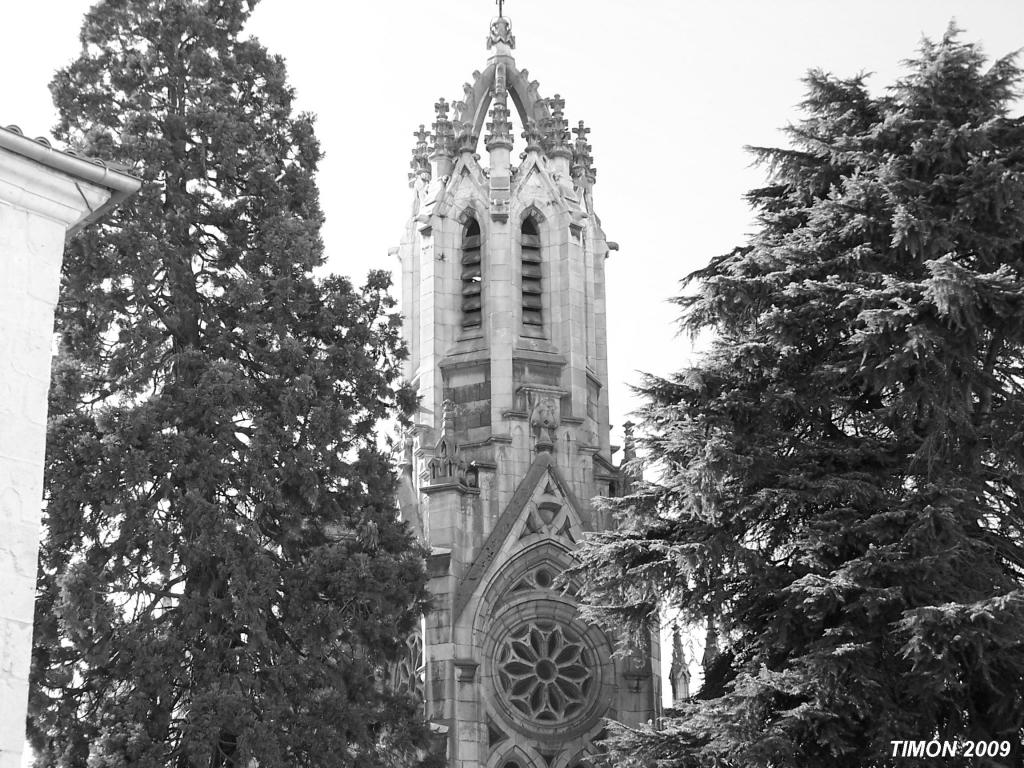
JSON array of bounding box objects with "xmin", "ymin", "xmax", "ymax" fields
[
  {"xmin": 521, "ymin": 216, "xmax": 542, "ymax": 329},
  {"xmin": 462, "ymin": 216, "xmax": 482, "ymax": 330}
]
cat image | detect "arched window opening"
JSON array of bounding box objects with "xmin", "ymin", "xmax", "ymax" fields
[
  {"xmin": 462, "ymin": 217, "xmax": 482, "ymax": 330},
  {"xmin": 521, "ymin": 216, "xmax": 542, "ymax": 328}
]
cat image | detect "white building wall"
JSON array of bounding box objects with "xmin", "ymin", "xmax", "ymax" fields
[
  {"xmin": 0, "ymin": 136, "xmax": 138, "ymax": 768},
  {"xmin": 0, "ymin": 202, "xmax": 65, "ymax": 768}
]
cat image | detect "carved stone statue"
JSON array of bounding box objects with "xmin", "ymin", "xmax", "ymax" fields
[{"xmin": 530, "ymin": 396, "xmax": 559, "ymax": 450}]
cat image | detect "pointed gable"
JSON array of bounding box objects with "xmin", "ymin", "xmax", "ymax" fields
[{"xmin": 452, "ymin": 451, "xmax": 586, "ymax": 623}]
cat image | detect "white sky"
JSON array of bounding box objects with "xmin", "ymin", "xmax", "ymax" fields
[{"xmin": 4, "ymin": 0, "xmax": 1024, "ymax": 725}]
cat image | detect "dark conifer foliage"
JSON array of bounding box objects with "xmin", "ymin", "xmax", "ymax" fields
[
  {"xmin": 573, "ymin": 28, "xmax": 1024, "ymax": 767},
  {"xmin": 29, "ymin": 2, "xmax": 432, "ymax": 767}
]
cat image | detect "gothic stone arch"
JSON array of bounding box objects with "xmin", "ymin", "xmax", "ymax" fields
[{"xmin": 473, "ymin": 538, "xmax": 615, "ymax": 756}]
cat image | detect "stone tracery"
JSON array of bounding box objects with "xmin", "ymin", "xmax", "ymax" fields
[{"xmin": 495, "ymin": 620, "xmax": 595, "ymax": 724}]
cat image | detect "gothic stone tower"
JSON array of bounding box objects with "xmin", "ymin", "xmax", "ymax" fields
[{"xmin": 395, "ymin": 14, "xmax": 659, "ymax": 768}]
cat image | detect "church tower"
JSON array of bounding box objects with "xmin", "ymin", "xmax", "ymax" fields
[{"xmin": 395, "ymin": 12, "xmax": 659, "ymax": 767}]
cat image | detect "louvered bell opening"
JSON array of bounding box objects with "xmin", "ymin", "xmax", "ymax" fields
[
  {"xmin": 520, "ymin": 218, "xmax": 542, "ymax": 329},
  {"xmin": 463, "ymin": 278, "xmax": 482, "ymax": 326},
  {"xmin": 522, "ymin": 279, "xmax": 542, "ymax": 298},
  {"xmin": 462, "ymin": 268, "xmax": 482, "ymax": 329},
  {"xmin": 462, "ymin": 218, "xmax": 482, "ymax": 330},
  {"xmin": 523, "ymin": 308, "xmax": 543, "ymax": 325}
]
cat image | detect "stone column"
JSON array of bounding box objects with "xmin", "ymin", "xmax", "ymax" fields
[{"xmin": 0, "ymin": 127, "xmax": 139, "ymax": 768}]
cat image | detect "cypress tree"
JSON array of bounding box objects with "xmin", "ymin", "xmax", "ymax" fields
[
  {"xmin": 29, "ymin": 2, "xmax": 432, "ymax": 766},
  {"xmin": 574, "ymin": 27, "xmax": 1024, "ymax": 767}
]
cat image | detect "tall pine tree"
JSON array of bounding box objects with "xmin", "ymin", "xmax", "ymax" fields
[
  {"xmin": 29, "ymin": 2, "xmax": 432, "ymax": 767},
  {"xmin": 574, "ymin": 27, "xmax": 1024, "ymax": 767}
]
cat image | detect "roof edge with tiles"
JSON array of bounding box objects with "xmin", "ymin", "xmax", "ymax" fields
[{"xmin": 0, "ymin": 124, "xmax": 141, "ymax": 237}]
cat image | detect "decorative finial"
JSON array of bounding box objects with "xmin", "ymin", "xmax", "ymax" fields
[
  {"xmin": 431, "ymin": 99, "xmax": 454, "ymax": 159},
  {"xmin": 429, "ymin": 400, "xmax": 458, "ymax": 473},
  {"xmin": 454, "ymin": 119, "xmax": 479, "ymax": 154},
  {"xmin": 450, "ymin": 100, "xmax": 470, "ymax": 154},
  {"xmin": 521, "ymin": 119, "xmax": 543, "ymax": 156},
  {"xmin": 409, "ymin": 124, "xmax": 431, "ymax": 185},
  {"xmin": 487, "ymin": 15, "xmax": 515, "ymax": 50},
  {"xmin": 485, "ymin": 103, "xmax": 514, "ymax": 152},
  {"xmin": 443, "ymin": 398, "xmax": 457, "ymax": 432},
  {"xmin": 427, "ymin": 400, "xmax": 478, "ymax": 488},
  {"xmin": 542, "ymin": 95, "xmax": 571, "ymax": 159},
  {"xmin": 496, "ymin": 0, "xmax": 505, "ymax": 18},
  {"xmin": 572, "ymin": 120, "xmax": 596, "ymax": 182}
]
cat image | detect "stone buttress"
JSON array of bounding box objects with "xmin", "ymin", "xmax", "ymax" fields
[{"xmin": 394, "ymin": 16, "xmax": 659, "ymax": 768}]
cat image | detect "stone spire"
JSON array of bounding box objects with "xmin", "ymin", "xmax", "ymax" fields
[
  {"xmin": 408, "ymin": 12, "xmax": 601, "ymax": 184},
  {"xmin": 669, "ymin": 625, "xmax": 691, "ymax": 707}
]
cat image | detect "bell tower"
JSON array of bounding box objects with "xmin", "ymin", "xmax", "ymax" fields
[{"xmin": 396, "ymin": 12, "xmax": 659, "ymax": 767}]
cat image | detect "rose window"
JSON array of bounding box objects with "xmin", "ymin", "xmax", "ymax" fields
[{"xmin": 495, "ymin": 620, "xmax": 594, "ymax": 722}]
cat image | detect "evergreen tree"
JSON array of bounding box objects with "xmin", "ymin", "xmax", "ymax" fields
[
  {"xmin": 29, "ymin": 2, "xmax": 433, "ymax": 767},
  {"xmin": 574, "ymin": 27, "xmax": 1024, "ymax": 767}
]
